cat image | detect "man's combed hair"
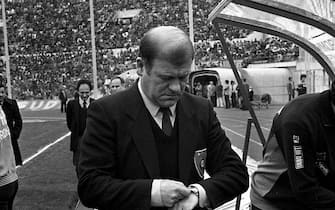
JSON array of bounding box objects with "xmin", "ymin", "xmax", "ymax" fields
[{"xmin": 76, "ymin": 79, "xmax": 92, "ymax": 91}]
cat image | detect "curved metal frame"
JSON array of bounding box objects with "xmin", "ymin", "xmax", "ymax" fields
[
  {"xmin": 214, "ymin": 14, "xmax": 335, "ymax": 80},
  {"xmin": 233, "ymin": 0, "xmax": 335, "ymax": 38},
  {"xmin": 209, "ymin": 1, "xmax": 335, "ymax": 208}
]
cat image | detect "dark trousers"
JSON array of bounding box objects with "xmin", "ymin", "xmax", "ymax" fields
[
  {"xmin": 0, "ymin": 180, "xmax": 18, "ymax": 210},
  {"xmin": 231, "ymin": 92, "xmax": 237, "ymax": 107},
  {"xmin": 61, "ymin": 101, "xmax": 67, "ymax": 113},
  {"xmin": 224, "ymin": 95, "xmax": 230, "ymax": 108},
  {"xmin": 210, "ymin": 96, "xmax": 216, "ymax": 107},
  {"xmin": 73, "ymin": 150, "xmax": 80, "ymax": 178},
  {"xmin": 288, "ymin": 94, "xmax": 295, "ymax": 101}
]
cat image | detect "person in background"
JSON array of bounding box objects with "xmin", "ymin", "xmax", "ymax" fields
[
  {"xmin": 296, "ymin": 74, "xmax": 307, "ymax": 96},
  {"xmin": 237, "ymin": 78, "xmax": 249, "ymax": 110},
  {"xmin": 0, "ymin": 84, "xmax": 23, "ymax": 166},
  {"xmin": 223, "ymin": 80, "xmax": 230, "ymax": 109},
  {"xmin": 66, "ymin": 79, "xmax": 94, "ymax": 176},
  {"xmin": 194, "ymin": 82, "xmax": 203, "ymax": 97},
  {"xmin": 59, "ymin": 86, "xmax": 68, "ymax": 113},
  {"xmin": 207, "ymin": 81, "xmax": 216, "ymax": 107},
  {"xmin": 230, "ymin": 80, "xmax": 237, "ymax": 108},
  {"xmin": 287, "ymin": 76, "xmax": 295, "ymax": 101},
  {"xmin": 103, "ymin": 75, "xmax": 111, "ymax": 96},
  {"xmin": 0, "ymin": 102, "xmax": 18, "ymax": 210},
  {"xmin": 110, "ymin": 76, "xmax": 125, "ymax": 95},
  {"xmin": 250, "ymin": 80, "xmax": 335, "ymax": 210},
  {"xmin": 78, "ymin": 26, "xmax": 248, "ymax": 210},
  {"xmin": 216, "ymin": 81, "xmax": 224, "ymax": 108}
]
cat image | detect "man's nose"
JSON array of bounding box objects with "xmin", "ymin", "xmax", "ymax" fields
[{"xmin": 169, "ymin": 79, "xmax": 182, "ymax": 93}]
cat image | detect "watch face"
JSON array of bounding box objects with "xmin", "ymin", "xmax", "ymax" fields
[{"xmin": 191, "ymin": 187, "xmax": 199, "ymax": 197}]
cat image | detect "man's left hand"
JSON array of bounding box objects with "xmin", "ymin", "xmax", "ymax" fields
[{"xmin": 169, "ymin": 193, "xmax": 198, "ymax": 210}]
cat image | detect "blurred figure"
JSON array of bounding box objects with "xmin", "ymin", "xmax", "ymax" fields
[
  {"xmin": 216, "ymin": 81, "xmax": 224, "ymax": 108},
  {"xmin": 230, "ymin": 80, "xmax": 237, "ymax": 108},
  {"xmin": 103, "ymin": 75, "xmax": 111, "ymax": 96},
  {"xmin": 296, "ymin": 74, "xmax": 307, "ymax": 96},
  {"xmin": 223, "ymin": 80, "xmax": 231, "ymax": 109},
  {"xmin": 194, "ymin": 82, "xmax": 203, "ymax": 97},
  {"xmin": 66, "ymin": 79, "xmax": 94, "ymax": 176},
  {"xmin": 59, "ymin": 86, "xmax": 68, "ymax": 113},
  {"xmin": 110, "ymin": 76, "xmax": 125, "ymax": 95},
  {"xmin": 0, "ymin": 101, "xmax": 18, "ymax": 210},
  {"xmin": 249, "ymin": 86, "xmax": 254, "ymax": 101},
  {"xmin": 207, "ymin": 81, "xmax": 216, "ymax": 107},
  {"xmin": 0, "ymin": 84, "xmax": 23, "ymax": 166},
  {"xmin": 237, "ymin": 78, "xmax": 249, "ymax": 110},
  {"xmin": 287, "ymin": 76, "xmax": 295, "ymax": 101}
]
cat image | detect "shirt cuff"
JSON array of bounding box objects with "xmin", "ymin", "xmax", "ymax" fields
[
  {"xmin": 189, "ymin": 183, "xmax": 209, "ymax": 208},
  {"xmin": 151, "ymin": 179, "xmax": 162, "ymax": 206}
]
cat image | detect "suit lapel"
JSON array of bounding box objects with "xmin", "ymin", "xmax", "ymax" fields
[
  {"xmin": 127, "ymin": 84, "xmax": 160, "ymax": 178},
  {"xmin": 74, "ymin": 99, "xmax": 81, "ymax": 129},
  {"xmin": 177, "ymin": 96, "xmax": 198, "ymax": 183}
]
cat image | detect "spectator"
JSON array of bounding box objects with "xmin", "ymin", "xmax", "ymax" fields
[
  {"xmin": 110, "ymin": 76, "xmax": 125, "ymax": 95},
  {"xmin": 223, "ymin": 80, "xmax": 231, "ymax": 109},
  {"xmin": 216, "ymin": 81, "xmax": 224, "ymax": 107},
  {"xmin": 296, "ymin": 74, "xmax": 307, "ymax": 96},
  {"xmin": 194, "ymin": 82, "xmax": 203, "ymax": 97},
  {"xmin": 0, "ymin": 103, "xmax": 18, "ymax": 210},
  {"xmin": 66, "ymin": 79, "xmax": 94, "ymax": 176},
  {"xmin": 207, "ymin": 81, "xmax": 216, "ymax": 107},
  {"xmin": 237, "ymin": 78, "xmax": 249, "ymax": 110},
  {"xmin": 0, "ymin": 84, "xmax": 23, "ymax": 166},
  {"xmin": 230, "ymin": 80, "xmax": 237, "ymax": 108},
  {"xmin": 59, "ymin": 86, "xmax": 68, "ymax": 113},
  {"xmin": 287, "ymin": 76, "xmax": 295, "ymax": 101}
]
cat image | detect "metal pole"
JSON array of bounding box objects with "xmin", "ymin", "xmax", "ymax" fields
[
  {"xmin": 213, "ymin": 20, "xmax": 266, "ymax": 146},
  {"xmin": 188, "ymin": 0, "xmax": 194, "ymax": 44},
  {"xmin": 188, "ymin": 0, "xmax": 196, "ymax": 71},
  {"xmin": 235, "ymin": 118, "xmax": 253, "ymax": 210},
  {"xmin": 1, "ymin": 0, "xmax": 11, "ymax": 98},
  {"xmin": 89, "ymin": 0, "xmax": 98, "ymax": 98}
]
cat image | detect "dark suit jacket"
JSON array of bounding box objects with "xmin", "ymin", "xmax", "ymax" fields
[
  {"xmin": 66, "ymin": 98, "xmax": 94, "ymax": 152},
  {"xmin": 2, "ymin": 98, "xmax": 23, "ymax": 165},
  {"xmin": 59, "ymin": 90, "xmax": 68, "ymax": 102},
  {"xmin": 78, "ymin": 84, "xmax": 249, "ymax": 210}
]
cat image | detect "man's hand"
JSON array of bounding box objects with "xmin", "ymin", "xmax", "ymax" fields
[
  {"xmin": 169, "ymin": 193, "xmax": 198, "ymax": 210},
  {"xmin": 160, "ymin": 180, "xmax": 191, "ymax": 207}
]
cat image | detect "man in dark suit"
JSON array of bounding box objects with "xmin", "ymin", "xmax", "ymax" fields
[
  {"xmin": 66, "ymin": 79, "xmax": 94, "ymax": 175},
  {"xmin": 59, "ymin": 86, "xmax": 68, "ymax": 113},
  {"xmin": 0, "ymin": 84, "xmax": 23, "ymax": 166},
  {"xmin": 78, "ymin": 26, "xmax": 248, "ymax": 210}
]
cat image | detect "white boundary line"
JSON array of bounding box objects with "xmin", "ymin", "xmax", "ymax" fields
[
  {"xmin": 16, "ymin": 132, "xmax": 71, "ymax": 169},
  {"xmin": 222, "ymin": 125, "xmax": 263, "ymax": 147}
]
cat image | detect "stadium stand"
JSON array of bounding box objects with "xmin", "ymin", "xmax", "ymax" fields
[{"xmin": 2, "ymin": 0, "xmax": 299, "ymax": 99}]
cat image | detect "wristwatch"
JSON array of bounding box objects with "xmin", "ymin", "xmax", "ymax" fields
[{"xmin": 190, "ymin": 186, "xmax": 200, "ymax": 199}]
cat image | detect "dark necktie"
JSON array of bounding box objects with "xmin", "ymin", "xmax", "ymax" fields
[
  {"xmin": 160, "ymin": 107, "xmax": 172, "ymax": 136},
  {"xmin": 83, "ymin": 100, "xmax": 87, "ymax": 109}
]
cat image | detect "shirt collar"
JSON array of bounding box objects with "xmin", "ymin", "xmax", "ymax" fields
[
  {"xmin": 138, "ymin": 78, "xmax": 176, "ymax": 118},
  {"xmin": 79, "ymin": 97, "xmax": 90, "ymax": 108}
]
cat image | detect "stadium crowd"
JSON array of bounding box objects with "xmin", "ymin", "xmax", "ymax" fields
[{"xmin": 2, "ymin": 0, "xmax": 299, "ymax": 99}]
